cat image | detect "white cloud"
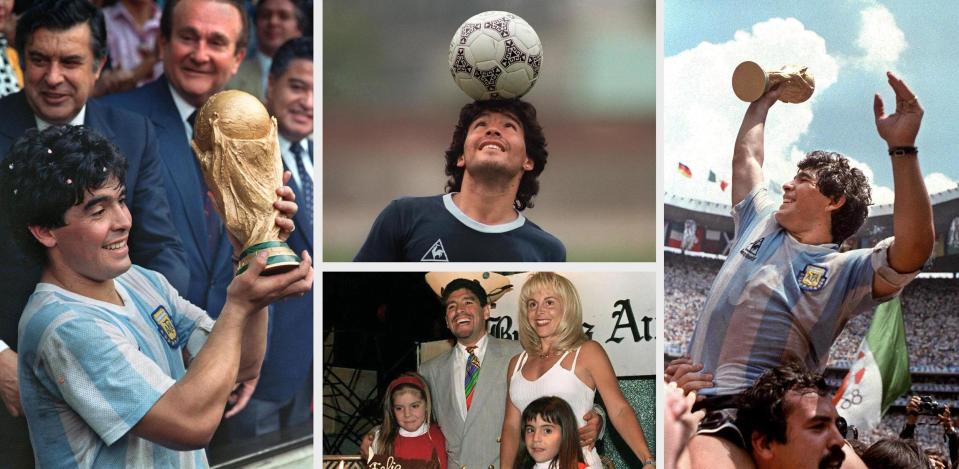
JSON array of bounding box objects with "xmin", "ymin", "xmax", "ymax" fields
[
  {"xmin": 665, "ymin": 18, "xmax": 840, "ymax": 202},
  {"xmin": 925, "ymin": 173, "xmax": 959, "ymax": 194},
  {"xmin": 855, "ymin": 5, "xmax": 906, "ymax": 71}
]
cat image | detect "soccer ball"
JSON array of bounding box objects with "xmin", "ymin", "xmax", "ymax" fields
[{"xmin": 448, "ymin": 11, "xmax": 543, "ymax": 101}]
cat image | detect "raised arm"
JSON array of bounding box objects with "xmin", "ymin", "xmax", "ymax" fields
[
  {"xmin": 872, "ymin": 72, "xmax": 934, "ymax": 298},
  {"xmin": 732, "ymin": 86, "xmax": 782, "ymax": 207},
  {"xmin": 500, "ymin": 354, "xmax": 523, "ymax": 469},
  {"xmin": 131, "ymin": 251, "xmax": 313, "ymax": 450},
  {"xmin": 579, "ymin": 341, "xmax": 654, "ymax": 467}
]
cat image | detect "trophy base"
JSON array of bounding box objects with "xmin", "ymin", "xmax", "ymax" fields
[
  {"xmin": 236, "ymin": 240, "xmax": 301, "ymax": 276},
  {"xmin": 732, "ymin": 61, "xmax": 767, "ymax": 102}
]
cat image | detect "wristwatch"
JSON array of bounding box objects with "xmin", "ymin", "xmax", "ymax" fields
[
  {"xmin": 642, "ymin": 458, "xmax": 656, "ymax": 466},
  {"xmin": 888, "ymin": 146, "xmax": 918, "ymax": 156}
]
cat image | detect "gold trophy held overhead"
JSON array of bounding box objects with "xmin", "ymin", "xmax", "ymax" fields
[
  {"xmin": 192, "ymin": 90, "xmax": 301, "ymax": 275},
  {"xmin": 732, "ymin": 61, "xmax": 815, "ymax": 103}
]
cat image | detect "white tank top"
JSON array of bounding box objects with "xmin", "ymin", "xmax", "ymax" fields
[{"xmin": 509, "ymin": 347, "xmax": 601, "ymax": 468}]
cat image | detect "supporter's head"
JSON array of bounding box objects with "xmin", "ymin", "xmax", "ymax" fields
[
  {"xmin": 775, "ymin": 151, "xmax": 871, "ymax": 244},
  {"xmin": 0, "ymin": 0, "xmax": 13, "ymax": 33},
  {"xmin": 254, "ymin": 0, "xmax": 307, "ymax": 57},
  {"xmin": 159, "ymin": 0, "xmax": 248, "ymax": 107},
  {"xmin": 266, "ymin": 37, "xmax": 312, "ymax": 142},
  {"xmin": 737, "ymin": 361, "xmax": 846, "ymax": 469},
  {"xmin": 375, "ymin": 372, "xmax": 433, "ymax": 456},
  {"xmin": 440, "ymin": 278, "xmax": 490, "ymax": 346},
  {"xmin": 518, "ymin": 272, "xmax": 588, "ymax": 355},
  {"xmin": 444, "ymin": 99, "xmax": 548, "ymax": 211},
  {"xmin": 15, "ymin": 0, "xmax": 106, "ymax": 124},
  {"xmin": 860, "ymin": 438, "xmax": 930, "ymax": 469},
  {"xmin": 516, "ymin": 396, "xmax": 586, "ymax": 469},
  {"xmin": 0, "ymin": 126, "xmax": 130, "ymax": 280}
]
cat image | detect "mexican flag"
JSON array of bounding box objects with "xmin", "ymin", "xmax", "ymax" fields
[{"xmin": 833, "ymin": 297, "xmax": 911, "ymax": 432}]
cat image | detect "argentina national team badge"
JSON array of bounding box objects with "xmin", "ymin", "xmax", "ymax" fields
[
  {"xmin": 798, "ymin": 264, "xmax": 829, "ymax": 291},
  {"xmin": 151, "ymin": 306, "xmax": 178, "ymax": 347}
]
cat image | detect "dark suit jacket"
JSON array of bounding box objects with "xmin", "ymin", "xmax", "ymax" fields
[
  {"xmin": 255, "ymin": 140, "xmax": 314, "ymax": 402},
  {"xmin": 101, "ymin": 76, "xmax": 233, "ymax": 317},
  {"xmin": 0, "ymin": 91, "xmax": 189, "ymax": 350}
]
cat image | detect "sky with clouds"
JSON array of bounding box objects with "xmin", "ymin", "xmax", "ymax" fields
[{"xmin": 665, "ymin": 0, "xmax": 959, "ymax": 206}]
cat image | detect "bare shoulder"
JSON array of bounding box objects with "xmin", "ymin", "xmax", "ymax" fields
[{"xmin": 579, "ymin": 340, "xmax": 609, "ymax": 361}]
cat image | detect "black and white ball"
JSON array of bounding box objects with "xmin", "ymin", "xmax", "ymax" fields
[{"xmin": 448, "ymin": 11, "xmax": 542, "ymax": 101}]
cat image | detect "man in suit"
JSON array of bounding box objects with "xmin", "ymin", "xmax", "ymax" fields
[
  {"xmin": 102, "ymin": 0, "xmax": 250, "ymax": 321},
  {"xmin": 226, "ymin": 0, "xmax": 307, "ymax": 101},
  {"xmin": 0, "ymin": 0, "xmax": 189, "ymax": 463},
  {"xmin": 416, "ymin": 278, "xmax": 602, "ymax": 469},
  {"xmin": 220, "ymin": 36, "xmax": 313, "ymax": 439}
]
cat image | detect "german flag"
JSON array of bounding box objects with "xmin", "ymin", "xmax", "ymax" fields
[{"xmin": 678, "ymin": 162, "xmax": 692, "ymax": 178}]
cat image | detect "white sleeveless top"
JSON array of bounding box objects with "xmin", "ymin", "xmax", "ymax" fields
[{"xmin": 509, "ymin": 347, "xmax": 601, "ymax": 468}]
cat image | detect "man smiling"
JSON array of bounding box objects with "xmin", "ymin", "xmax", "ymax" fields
[{"xmin": 354, "ymin": 99, "xmax": 565, "ymax": 262}]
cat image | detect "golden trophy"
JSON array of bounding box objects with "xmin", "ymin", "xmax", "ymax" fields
[
  {"xmin": 192, "ymin": 90, "xmax": 300, "ymax": 275},
  {"xmin": 732, "ymin": 61, "xmax": 815, "ymax": 103}
]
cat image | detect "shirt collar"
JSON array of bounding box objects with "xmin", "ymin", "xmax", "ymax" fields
[
  {"xmin": 256, "ymin": 49, "xmax": 271, "ymax": 73},
  {"xmin": 457, "ymin": 332, "xmax": 489, "ymax": 357},
  {"xmin": 167, "ymin": 81, "xmax": 196, "ymax": 125},
  {"xmin": 36, "ymin": 105, "xmax": 86, "ymax": 130},
  {"xmin": 397, "ymin": 422, "xmax": 429, "ymax": 438}
]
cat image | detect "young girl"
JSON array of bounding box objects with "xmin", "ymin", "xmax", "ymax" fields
[
  {"xmin": 516, "ymin": 396, "xmax": 587, "ymax": 469},
  {"xmin": 367, "ymin": 372, "xmax": 447, "ymax": 469},
  {"xmin": 502, "ymin": 272, "xmax": 655, "ymax": 469}
]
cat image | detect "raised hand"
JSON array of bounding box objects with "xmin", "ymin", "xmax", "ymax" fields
[{"xmin": 874, "ymin": 71, "xmax": 923, "ymax": 147}]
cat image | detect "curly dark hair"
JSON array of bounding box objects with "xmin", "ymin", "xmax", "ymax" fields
[
  {"xmin": 736, "ymin": 361, "xmax": 831, "ymax": 448},
  {"xmin": 0, "ymin": 126, "xmax": 127, "ymax": 265},
  {"xmin": 797, "ymin": 151, "xmax": 872, "ymax": 244},
  {"xmin": 440, "ymin": 278, "xmax": 488, "ymax": 307},
  {"xmin": 444, "ymin": 99, "xmax": 548, "ymax": 211}
]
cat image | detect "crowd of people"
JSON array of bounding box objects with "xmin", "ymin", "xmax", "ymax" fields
[
  {"xmin": 0, "ymin": 0, "xmax": 315, "ymax": 465},
  {"xmin": 666, "ymin": 252, "xmax": 959, "ymax": 370}
]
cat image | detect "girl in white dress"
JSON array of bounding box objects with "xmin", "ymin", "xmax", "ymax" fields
[{"xmin": 500, "ymin": 272, "xmax": 655, "ymax": 469}]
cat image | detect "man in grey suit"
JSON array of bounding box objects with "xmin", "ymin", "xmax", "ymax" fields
[{"xmin": 419, "ymin": 278, "xmax": 603, "ymax": 469}]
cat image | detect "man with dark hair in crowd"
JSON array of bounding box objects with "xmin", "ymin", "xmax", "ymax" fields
[
  {"xmin": 684, "ymin": 72, "xmax": 934, "ymax": 466},
  {"xmin": 227, "ymin": 0, "xmax": 308, "ymax": 101},
  {"xmin": 355, "ymin": 99, "xmax": 565, "ymax": 262},
  {"xmin": 735, "ymin": 362, "xmax": 851, "ymax": 469},
  {"xmin": 0, "ymin": 125, "xmax": 312, "ymax": 467},
  {"xmin": 901, "ymin": 396, "xmax": 957, "ymax": 468},
  {"xmin": 862, "ymin": 438, "xmax": 932, "ymax": 469},
  {"xmin": 220, "ymin": 36, "xmax": 314, "ymax": 440},
  {"xmin": 0, "ymin": 0, "xmax": 188, "ymax": 462}
]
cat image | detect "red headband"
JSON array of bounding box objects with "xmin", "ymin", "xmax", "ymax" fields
[{"xmin": 388, "ymin": 375, "xmax": 427, "ymax": 395}]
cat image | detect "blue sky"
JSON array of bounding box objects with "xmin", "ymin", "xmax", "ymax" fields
[{"xmin": 665, "ymin": 0, "xmax": 959, "ymax": 205}]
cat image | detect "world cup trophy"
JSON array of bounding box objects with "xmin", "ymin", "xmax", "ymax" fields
[
  {"xmin": 732, "ymin": 61, "xmax": 815, "ymax": 103},
  {"xmin": 192, "ymin": 90, "xmax": 301, "ymax": 275}
]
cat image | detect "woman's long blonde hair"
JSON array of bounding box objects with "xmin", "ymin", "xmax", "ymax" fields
[{"xmin": 518, "ymin": 272, "xmax": 588, "ymax": 355}]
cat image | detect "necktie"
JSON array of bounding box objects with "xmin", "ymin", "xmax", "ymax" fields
[
  {"xmin": 188, "ymin": 109, "xmax": 221, "ymax": 253},
  {"xmin": 465, "ymin": 345, "xmax": 480, "ymax": 411},
  {"xmin": 291, "ymin": 141, "xmax": 313, "ymax": 225}
]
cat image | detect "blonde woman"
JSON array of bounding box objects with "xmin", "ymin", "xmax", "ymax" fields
[{"xmin": 500, "ymin": 272, "xmax": 655, "ymax": 469}]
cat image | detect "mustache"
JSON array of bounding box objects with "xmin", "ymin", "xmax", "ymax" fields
[{"xmin": 818, "ymin": 446, "xmax": 845, "ymax": 469}]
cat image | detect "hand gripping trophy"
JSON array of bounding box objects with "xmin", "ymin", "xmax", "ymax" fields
[
  {"xmin": 732, "ymin": 61, "xmax": 815, "ymax": 103},
  {"xmin": 192, "ymin": 90, "xmax": 301, "ymax": 275}
]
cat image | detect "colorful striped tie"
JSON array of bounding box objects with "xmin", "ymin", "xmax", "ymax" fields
[{"xmin": 465, "ymin": 345, "xmax": 480, "ymax": 411}]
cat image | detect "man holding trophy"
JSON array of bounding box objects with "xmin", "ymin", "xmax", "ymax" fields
[
  {"xmin": 680, "ymin": 65, "xmax": 934, "ymax": 468},
  {"xmin": 0, "ymin": 86, "xmax": 312, "ymax": 466}
]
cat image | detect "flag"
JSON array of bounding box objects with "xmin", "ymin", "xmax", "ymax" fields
[
  {"xmin": 708, "ymin": 170, "xmax": 717, "ymax": 182},
  {"xmin": 678, "ymin": 162, "xmax": 692, "ymax": 178},
  {"xmin": 833, "ymin": 297, "xmax": 911, "ymax": 433}
]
